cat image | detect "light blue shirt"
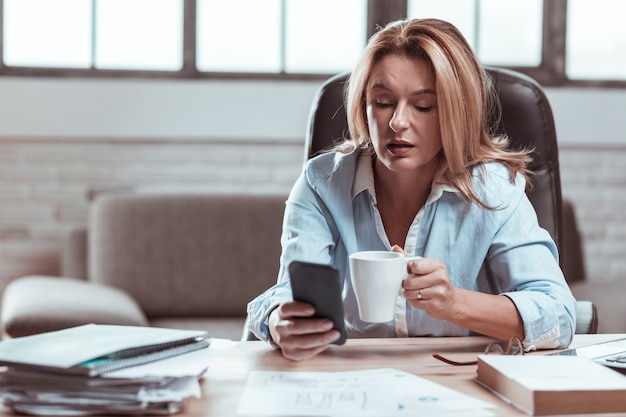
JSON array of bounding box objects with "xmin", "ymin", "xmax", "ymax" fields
[{"xmin": 247, "ymin": 150, "xmax": 576, "ymax": 350}]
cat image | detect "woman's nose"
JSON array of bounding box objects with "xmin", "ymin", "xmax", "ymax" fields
[{"xmin": 389, "ymin": 104, "xmax": 409, "ymax": 132}]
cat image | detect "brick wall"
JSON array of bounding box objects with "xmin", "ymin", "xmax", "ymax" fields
[
  {"xmin": 0, "ymin": 138, "xmax": 623, "ymax": 291},
  {"xmin": 560, "ymin": 145, "xmax": 626, "ymax": 283},
  {"xmin": 0, "ymin": 138, "xmax": 303, "ymax": 289}
]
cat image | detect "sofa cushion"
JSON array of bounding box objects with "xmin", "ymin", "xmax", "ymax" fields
[
  {"xmin": 61, "ymin": 227, "xmax": 88, "ymax": 280},
  {"xmin": 89, "ymin": 193, "xmax": 285, "ymax": 318},
  {"xmin": 1, "ymin": 276, "xmax": 148, "ymax": 338}
]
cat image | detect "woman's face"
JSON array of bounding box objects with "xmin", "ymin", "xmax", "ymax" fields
[{"xmin": 365, "ymin": 54, "xmax": 441, "ymax": 176}]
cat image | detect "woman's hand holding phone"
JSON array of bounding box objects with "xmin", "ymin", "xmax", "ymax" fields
[{"xmin": 267, "ymin": 260, "xmax": 346, "ymax": 361}]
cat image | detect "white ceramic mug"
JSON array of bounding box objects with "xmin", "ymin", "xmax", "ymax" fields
[{"xmin": 349, "ymin": 251, "xmax": 420, "ymax": 323}]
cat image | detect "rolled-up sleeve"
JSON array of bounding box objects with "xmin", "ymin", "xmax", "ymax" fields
[
  {"xmin": 246, "ymin": 171, "xmax": 339, "ymax": 341},
  {"xmin": 486, "ymin": 179, "xmax": 576, "ymax": 350}
]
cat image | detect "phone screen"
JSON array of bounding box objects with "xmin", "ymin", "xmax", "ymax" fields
[{"xmin": 288, "ymin": 260, "xmax": 347, "ymax": 345}]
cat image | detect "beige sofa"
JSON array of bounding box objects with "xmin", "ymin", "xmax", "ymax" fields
[
  {"xmin": 1, "ymin": 193, "xmax": 286, "ymax": 340},
  {"xmin": 1, "ymin": 191, "xmax": 622, "ymax": 341}
]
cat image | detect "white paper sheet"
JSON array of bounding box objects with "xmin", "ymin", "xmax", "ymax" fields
[{"xmin": 237, "ymin": 368, "xmax": 496, "ymax": 416}]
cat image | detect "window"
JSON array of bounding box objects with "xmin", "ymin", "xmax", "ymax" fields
[
  {"xmin": 283, "ymin": 0, "xmax": 366, "ymax": 74},
  {"xmin": 0, "ymin": 0, "xmax": 625, "ymax": 86},
  {"xmin": 197, "ymin": 0, "xmax": 366, "ymax": 74},
  {"xmin": 407, "ymin": 0, "xmax": 543, "ymax": 67},
  {"xmin": 4, "ymin": 0, "xmax": 183, "ymax": 71},
  {"xmin": 95, "ymin": 0, "xmax": 183, "ymax": 71},
  {"xmin": 566, "ymin": 0, "xmax": 626, "ymax": 80},
  {"xmin": 2, "ymin": 0, "xmax": 366, "ymax": 75},
  {"xmin": 196, "ymin": 0, "xmax": 282, "ymax": 73},
  {"xmin": 3, "ymin": 0, "xmax": 92, "ymax": 68}
]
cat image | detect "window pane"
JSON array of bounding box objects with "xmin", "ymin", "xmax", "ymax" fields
[
  {"xmin": 95, "ymin": 0, "xmax": 183, "ymax": 71},
  {"xmin": 566, "ymin": 0, "xmax": 626, "ymax": 80},
  {"xmin": 3, "ymin": 0, "xmax": 91, "ymax": 68},
  {"xmin": 197, "ymin": 0, "xmax": 282, "ymax": 73},
  {"xmin": 285, "ymin": 0, "xmax": 367, "ymax": 74},
  {"xmin": 478, "ymin": 0, "xmax": 542, "ymax": 66},
  {"xmin": 408, "ymin": 0, "xmax": 477, "ymax": 50},
  {"xmin": 408, "ymin": 0, "xmax": 542, "ymax": 67}
]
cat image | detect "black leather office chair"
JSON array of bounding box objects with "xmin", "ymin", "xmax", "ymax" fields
[{"xmin": 304, "ymin": 68, "xmax": 598, "ymax": 334}]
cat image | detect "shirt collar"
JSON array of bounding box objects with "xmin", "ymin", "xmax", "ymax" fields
[
  {"xmin": 351, "ymin": 151, "xmax": 455, "ymax": 204},
  {"xmin": 352, "ymin": 150, "xmax": 375, "ymax": 200}
]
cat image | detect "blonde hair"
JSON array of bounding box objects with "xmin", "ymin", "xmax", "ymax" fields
[{"xmin": 341, "ymin": 18, "xmax": 532, "ymax": 207}]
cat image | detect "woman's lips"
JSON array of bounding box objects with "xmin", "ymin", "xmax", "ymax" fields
[{"xmin": 387, "ymin": 140, "xmax": 414, "ymax": 155}]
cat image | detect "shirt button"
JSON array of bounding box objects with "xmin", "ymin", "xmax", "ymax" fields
[{"xmin": 406, "ymin": 246, "xmax": 415, "ymax": 254}]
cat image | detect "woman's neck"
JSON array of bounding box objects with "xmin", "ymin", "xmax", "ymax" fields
[
  {"xmin": 373, "ymin": 158, "xmax": 435, "ymax": 247},
  {"xmin": 373, "ymin": 158, "xmax": 435, "ymax": 209}
]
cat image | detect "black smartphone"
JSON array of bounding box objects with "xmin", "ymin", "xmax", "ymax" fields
[{"xmin": 288, "ymin": 260, "xmax": 347, "ymax": 345}]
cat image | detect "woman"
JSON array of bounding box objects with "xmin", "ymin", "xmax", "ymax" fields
[{"xmin": 247, "ymin": 18, "xmax": 576, "ymax": 361}]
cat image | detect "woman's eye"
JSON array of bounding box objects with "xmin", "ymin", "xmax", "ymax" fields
[
  {"xmin": 415, "ymin": 106, "xmax": 433, "ymax": 112},
  {"xmin": 375, "ymin": 100, "xmax": 394, "ymax": 108}
]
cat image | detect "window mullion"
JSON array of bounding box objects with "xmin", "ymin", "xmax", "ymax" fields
[
  {"xmin": 0, "ymin": 0, "xmax": 4, "ymax": 69},
  {"xmin": 543, "ymin": 0, "xmax": 567, "ymax": 83},
  {"xmin": 91, "ymin": 0, "xmax": 96, "ymax": 69},
  {"xmin": 506, "ymin": 0, "xmax": 566, "ymax": 87},
  {"xmin": 280, "ymin": 0, "xmax": 286, "ymax": 73},
  {"xmin": 533, "ymin": 0, "xmax": 567, "ymax": 85},
  {"xmin": 182, "ymin": 0, "xmax": 196, "ymax": 75},
  {"xmin": 474, "ymin": 0, "xmax": 481, "ymax": 59},
  {"xmin": 367, "ymin": 0, "xmax": 407, "ymax": 38}
]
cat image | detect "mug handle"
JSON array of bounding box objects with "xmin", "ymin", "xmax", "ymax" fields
[{"xmin": 402, "ymin": 255, "xmax": 422, "ymax": 280}]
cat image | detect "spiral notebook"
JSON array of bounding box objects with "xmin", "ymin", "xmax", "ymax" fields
[{"xmin": 0, "ymin": 324, "xmax": 210, "ymax": 376}]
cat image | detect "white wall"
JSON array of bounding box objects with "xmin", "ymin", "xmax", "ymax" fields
[
  {"xmin": 1, "ymin": 77, "xmax": 624, "ymax": 144},
  {"xmin": 0, "ymin": 77, "xmax": 321, "ymax": 140},
  {"xmin": 547, "ymin": 88, "xmax": 626, "ymax": 145}
]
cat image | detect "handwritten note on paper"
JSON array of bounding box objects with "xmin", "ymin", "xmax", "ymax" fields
[{"xmin": 236, "ymin": 368, "xmax": 495, "ymax": 416}]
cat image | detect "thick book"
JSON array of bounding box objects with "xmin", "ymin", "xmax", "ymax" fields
[
  {"xmin": 476, "ymin": 354, "xmax": 626, "ymax": 415},
  {"xmin": 0, "ymin": 324, "xmax": 209, "ymax": 376}
]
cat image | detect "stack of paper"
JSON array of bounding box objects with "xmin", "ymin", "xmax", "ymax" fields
[{"xmin": 0, "ymin": 324, "xmax": 215, "ymax": 415}]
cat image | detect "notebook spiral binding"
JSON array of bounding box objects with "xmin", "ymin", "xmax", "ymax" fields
[{"xmin": 80, "ymin": 338, "xmax": 210, "ymax": 376}]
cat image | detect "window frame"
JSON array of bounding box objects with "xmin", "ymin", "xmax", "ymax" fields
[{"xmin": 0, "ymin": 0, "xmax": 623, "ymax": 88}]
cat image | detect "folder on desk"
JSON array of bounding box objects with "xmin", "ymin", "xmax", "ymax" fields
[{"xmin": 0, "ymin": 323, "xmax": 209, "ymax": 376}]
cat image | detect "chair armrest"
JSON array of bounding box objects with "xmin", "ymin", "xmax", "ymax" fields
[
  {"xmin": 1, "ymin": 276, "xmax": 149, "ymax": 338},
  {"xmin": 575, "ymin": 300, "xmax": 598, "ymax": 334}
]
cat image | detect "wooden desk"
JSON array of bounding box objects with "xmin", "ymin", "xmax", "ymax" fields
[{"xmin": 185, "ymin": 334, "xmax": 626, "ymax": 417}]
